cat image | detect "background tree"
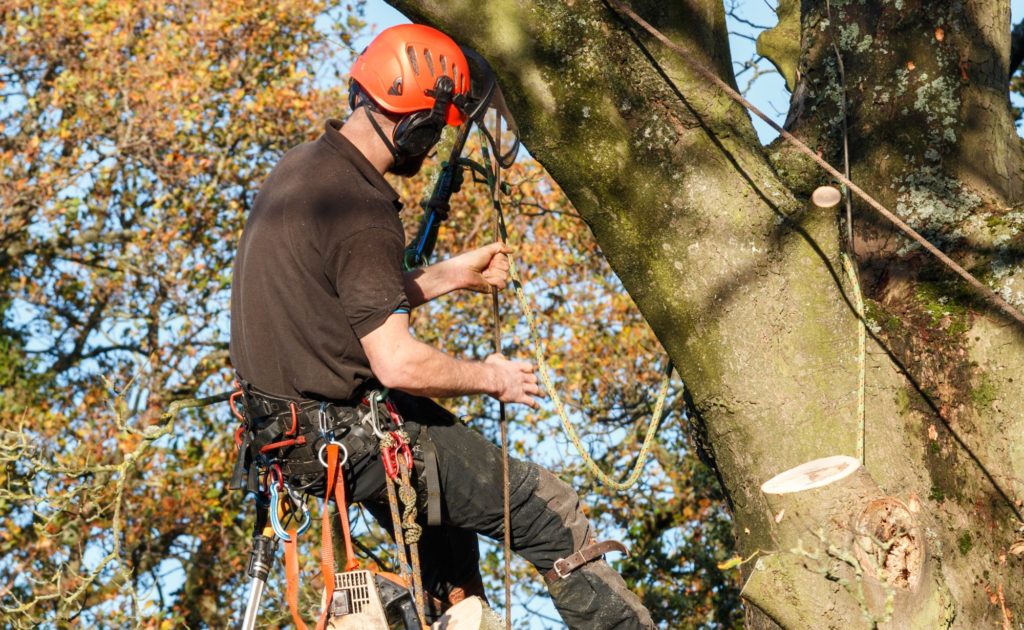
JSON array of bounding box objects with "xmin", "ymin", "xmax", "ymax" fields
[
  {"xmin": 0, "ymin": 0, "xmax": 358, "ymax": 626},
  {"xmin": 388, "ymin": 0, "xmax": 1024, "ymax": 628},
  {"xmin": 0, "ymin": 0, "xmax": 738, "ymax": 627}
]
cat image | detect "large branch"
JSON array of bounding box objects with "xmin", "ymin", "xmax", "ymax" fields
[{"xmin": 389, "ymin": 0, "xmax": 863, "ymax": 552}]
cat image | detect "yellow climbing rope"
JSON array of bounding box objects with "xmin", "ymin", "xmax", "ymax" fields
[
  {"xmin": 841, "ymin": 252, "xmax": 867, "ymax": 465},
  {"xmin": 504, "ymin": 251, "xmax": 674, "ymax": 491},
  {"xmin": 481, "ymin": 141, "xmax": 675, "ymax": 491}
]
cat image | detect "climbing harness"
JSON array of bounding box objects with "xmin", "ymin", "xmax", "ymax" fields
[{"xmin": 231, "ymin": 380, "xmax": 423, "ymax": 630}]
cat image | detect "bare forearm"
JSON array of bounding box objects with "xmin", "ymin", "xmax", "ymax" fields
[
  {"xmin": 377, "ymin": 336, "xmax": 498, "ymax": 398},
  {"xmin": 362, "ymin": 313, "xmax": 540, "ymax": 407},
  {"xmin": 403, "ymin": 259, "xmax": 463, "ymax": 308}
]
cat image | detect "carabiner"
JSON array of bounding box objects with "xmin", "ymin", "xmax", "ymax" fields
[
  {"xmin": 267, "ymin": 463, "xmax": 284, "ymax": 492},
  {"xmin": 384, "ymin": 398, "xmax": 404, "ymax": 426},
  {"xmin": 269, "ymin": 480, "xmax": 311, "ymax": 541},
  {"xmin": 380, "ymin": 431, "xmax": 412, "ymax": 479},
  {"xmin": 364, "ymin": 391, "xmax": 387, "ymax": 439},
  {"xmin": 318, "ymin": 401, "xmax": 332, "ymax": 440}
]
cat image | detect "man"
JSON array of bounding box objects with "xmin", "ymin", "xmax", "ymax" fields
[{"xmin": 230, "ymin": 23, "xmax": 654, "ymax": 629}]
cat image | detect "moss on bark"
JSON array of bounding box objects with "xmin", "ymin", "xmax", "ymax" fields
[{"xmin": 391, "ymin": 0, "xmax": 1024, "ymax": 626}]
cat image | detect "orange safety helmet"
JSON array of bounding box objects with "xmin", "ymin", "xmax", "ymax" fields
[{"xmin": 350, "ymin": 24, "xmax": 470, "ymax": 126}]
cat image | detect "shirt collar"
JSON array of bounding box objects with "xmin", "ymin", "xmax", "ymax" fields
[{"xmin": 321, "ymin": 119, "xmax": 402, "ymax": 211}]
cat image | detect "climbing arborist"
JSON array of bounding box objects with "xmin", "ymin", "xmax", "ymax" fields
[{"xmin": 229, "ymin": 23, "xmax": 654, "ymax": 629}]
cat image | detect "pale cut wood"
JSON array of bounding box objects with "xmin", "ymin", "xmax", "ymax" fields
[
  {"xmin": 431, "ymin": 596, "xmax": 504, "ymax": 630},
  {"xmin": 811, "ymin": 185, "xmax": 843, "ymax": 209},
  {"xmin": 743, "ymin": 457, "xmax": 951, "ymax": 628},
  {"xmin": 761, "ymin": 455, "xmax": 860, "ymax": 495}
]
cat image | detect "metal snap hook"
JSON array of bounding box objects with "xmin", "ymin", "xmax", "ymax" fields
[
  {"xmin": 318, "ymin": 401, "xmax": 331, "ymax": 439},
  {"xmin": 269, "ymin": 481, "xmax": 311, "ymax": 541},
  {"xmin": 365, "ymin": 390, "xmax": 386, "ymax": 439}
]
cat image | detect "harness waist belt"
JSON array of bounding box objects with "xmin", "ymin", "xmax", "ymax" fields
[{"xmin": 230, "ymin": 379, "xmax": 391, "ymax": 493}]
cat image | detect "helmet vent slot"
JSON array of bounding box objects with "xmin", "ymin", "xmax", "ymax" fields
[
  {"xmin": 439, "ymin": 54, "xmax": 448, "ymax": 74},
  {"xmin": 406, "ymin": 45, "xmax": 420, "ymax": 75},
  {"xmin": 423, "ymin": 49, "xmax": 435, "ymax": 76}
]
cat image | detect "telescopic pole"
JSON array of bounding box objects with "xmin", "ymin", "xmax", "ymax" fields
[{"xmin": 240, "ymin": 496, "xmax": 276, "ymax": 630}]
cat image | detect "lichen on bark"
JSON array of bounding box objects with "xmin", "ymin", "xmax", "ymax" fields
[{"xmin": 391, "ymin": 0, "xmax": 1024, "ymax": 626}]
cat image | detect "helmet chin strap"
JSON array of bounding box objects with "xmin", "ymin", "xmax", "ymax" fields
[{"xmin": 361, "ymin": 104, "xmax": 402, "ymax": 164}]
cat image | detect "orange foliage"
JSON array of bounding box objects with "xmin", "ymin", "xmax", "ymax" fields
[{"xmin": 0, "ymin": 1, "xmax": 737, "ymax": 626}]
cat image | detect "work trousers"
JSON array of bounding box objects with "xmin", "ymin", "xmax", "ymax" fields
[{"xmin": 345, "ymin": 393, "xmax": 654, "ymax": 630}]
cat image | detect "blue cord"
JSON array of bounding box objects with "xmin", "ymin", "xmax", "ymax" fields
[{"xmin": 269, "ymin": 483, "xmax": 311, "ymax": 541}]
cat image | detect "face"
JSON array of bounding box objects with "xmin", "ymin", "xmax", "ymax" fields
[{"xmin": 389, "ymin": 148, "xmax": 431, "ymax": 177}]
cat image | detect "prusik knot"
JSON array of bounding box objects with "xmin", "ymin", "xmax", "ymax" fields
[{"xmin": 398, "ymin": 480, "xmax": 421, "ymax": 543}]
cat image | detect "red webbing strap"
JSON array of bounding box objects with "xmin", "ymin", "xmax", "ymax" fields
[
  {"xmin": 316, "ymin": 444, "xmax": 359, "ymax": 630},
  {"xmin": 285, "ymin": 527, "xmax": 309, "ymax": 630}
]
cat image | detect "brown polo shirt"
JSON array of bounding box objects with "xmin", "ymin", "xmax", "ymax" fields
[{"xmin": 229, "ymin": 119, "xmax": 409, "ymax": 401}]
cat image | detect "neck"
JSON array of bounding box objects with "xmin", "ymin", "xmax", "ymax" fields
[{"xmin": 340, "ymin": 107, "xmax": 395, "ymax": 175}]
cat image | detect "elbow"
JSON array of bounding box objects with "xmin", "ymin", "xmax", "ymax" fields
[
  {"xmin": 372, "ymin": 358, "xmax": 407, "ymax": 390},
  {"xmin": 360, "ymin": 313, "xmax": 419, "ymax": 391},
  {"xmin": 366, "ymin": 346, "xmax": 417, "ymax": 390},
  {"xmin": 367, "ymin": 353, "xmax": 403, "ymax": 389}
]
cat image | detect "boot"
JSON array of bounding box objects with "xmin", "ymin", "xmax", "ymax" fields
[{"xmin": 546, "ymin": 560, "xmax": 655, "ymax": 630}]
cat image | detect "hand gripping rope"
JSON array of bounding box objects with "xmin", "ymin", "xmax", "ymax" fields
[{"xmin": 474, "ymin": 131, "xmax": 676, "ymax": 493}]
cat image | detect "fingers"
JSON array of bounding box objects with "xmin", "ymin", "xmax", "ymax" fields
[
  {"xmin": 486, "ymin": 241, "xmax": 513, "ymax": 255},
  {"xmin": 519, "ymin": 395, "xmax": 540, "ymax": 409},
  {"xmin": 481, "ymin": 259, "xmax": 510, "ymax": 289},
  {"xmin": 487, "ymin": 354, "xmax": 544, "ymax": 408},
  {"xmin": 517, "ymin": 369, "xmax": 544, "ymax": 409},
  {"xmin": 481, "ymin": 269, "xmax": 509, "ymax": 289},
  {"xmin": 514, "ymin": 384, "xmax": 542, "ymax": 408}
]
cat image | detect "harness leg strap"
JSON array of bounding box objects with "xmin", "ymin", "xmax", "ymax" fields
[
  {"xmin": 544, "ymin": 540, "xmax": 629, "ymax": 582},
  {"xmin": 420, "ymin": 427, "xmax": 442, "ymax": 527}
]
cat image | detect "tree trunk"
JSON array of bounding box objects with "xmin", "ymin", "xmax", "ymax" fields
[{"xmin": 390, "ymin": 0, "xmax": 1024, "ymax": 626}]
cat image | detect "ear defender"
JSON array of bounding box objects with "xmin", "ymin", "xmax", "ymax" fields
[{"xmin": 392, "ymin": 75, "xmax": 456, "ymax": 157}]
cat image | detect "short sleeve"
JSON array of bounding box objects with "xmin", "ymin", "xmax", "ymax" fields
[{"xmin": 328, "ymin": 226, "xmax": 410, "ymax": 338}]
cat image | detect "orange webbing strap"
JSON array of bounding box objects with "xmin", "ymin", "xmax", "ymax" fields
[
  {"xmin": 316, "ymin": 443, "xmax": 359, "ymax": 630},
  {"xmin": 285, "ymin": 527, "xmax": 309, "ymax": 630}
]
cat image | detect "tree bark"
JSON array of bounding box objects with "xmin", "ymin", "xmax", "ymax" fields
[
  {"xmin": 390, "ymin": 0, "xmax": 1024, "ymax": 626},
  {"xmin": 743, "ymin": 456, "xmax": 954, "ymax": 628}
]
